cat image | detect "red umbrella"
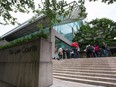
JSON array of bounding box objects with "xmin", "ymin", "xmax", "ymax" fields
[{"xmin": 71, "ymin": 42, "xmax": 78, "ymax": 48}]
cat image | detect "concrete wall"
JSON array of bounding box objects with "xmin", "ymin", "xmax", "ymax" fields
[{"xmin": 0, "ymin": 38, "xmax": 52, "ymax": 87}]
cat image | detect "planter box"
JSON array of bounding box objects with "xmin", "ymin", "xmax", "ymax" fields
[{"xmin": 0, "ymin": 38, "xmax": 52, "ymax": 87}]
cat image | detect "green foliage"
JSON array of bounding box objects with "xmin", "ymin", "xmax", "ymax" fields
[
  {"xmin": 112, "ymin": 54, "xmax": 116, "ymax": 57},
  {"xmin": 89, "ymin": 0, "xmax": 116, "ymax": 4},
  {"xmin": 0, "ymin": 0, "xmax": 86, "ymax": 26},
  {"xmin": 37, "ymin": 23, "xmax": 43, "ymax": 30},
  {"xmin": 0, "ymin": 31, "xmax": 48, "ymax": 50},
  {"xmin": 78, "ymin": 0, "xmax": 87, "ymax": 20},
  {"xmin": 35, "ymin": 0, "xmax": 87, "ymax": 27},
  {"xmin": 89, "ymin": 18, "xmax": 116, "ymax": 40},
  {"xmin": 106, "ymin": 40, "xmax": 116, "ymax": 46},
  {"xmin": 73, "ymin": 18, "xmax": 116, "ymax": 50},
  {"xmin": 0, "ymin": 0, "xmax": 35, "ymax": 25},
  {"xmin": 0, "ymin": 0, "xmax": 115, "ymax": 25}
]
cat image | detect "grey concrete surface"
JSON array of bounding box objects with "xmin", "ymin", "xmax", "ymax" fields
[
  {"xmin": 50, "ymin": 78, "xmax": 104, "ymax": 87},
  {"xmin": 0, "ymin": 38, "xmax": 52, "ymax": 87}
]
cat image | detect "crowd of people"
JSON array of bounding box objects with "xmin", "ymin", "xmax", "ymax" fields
[
  {"xmin": 54, "ymin": 42, "xmax": 110, "ymax": 60},
  {"xmin": 54, "ymin": 42, "xmax": 80, "ymax": 60},
  {"xmin": 84, "ymin": 42, "xmax": 109, "ymax": 58}
]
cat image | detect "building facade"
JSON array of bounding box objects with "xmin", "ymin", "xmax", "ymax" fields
[{"xmin": 1, "ymin": 1, "xmax": 83, "ymax": 58}]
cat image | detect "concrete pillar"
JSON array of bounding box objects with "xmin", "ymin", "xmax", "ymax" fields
[{"xmin": 49, "ymin": 28, "xmax": 71, "ymax": 58}]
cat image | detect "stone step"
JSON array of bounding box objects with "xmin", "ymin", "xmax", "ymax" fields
[
  {"xmin": 52, "ymin": 57, "xmax": 116, "ymax": 61},
  {"xmin": 53, "ymin": 58, "xmax": 116, "ymax": 65},
  {"xmin": 53, "ymin": 73, "xmax": 116, "ymax": 83},
  {"xmin": 53, "ymin": 71, "xmax": 116, "ymax": 78},
  {"xmin": 50, "ymin": 78, "xmax": 103, "ymax": 87},
  {"xmin": 53, "ymin": 57, "xmax": 116, "ymax": 61},
  {"xmin": 53, "ymin": 64, "xmax": 116, "ymax": 68},
  {"xmin": 53, "ymin": 66, "xmax": 116, "ymax": 68},
  {"xmin": 54, "ymin": 76, "xmax": 116, "ymax": 87},
  {"xmin": 53, "ymin": 62, "xmax": 116, "ymax": 63},
  {"xmin": 53, "ymin": 63, "xmax": 116, "ymax": 65},
  {"xmin": 53, "ymin": 63, "xmax": 116, "ymax": 66},
  {"xmin": 53, "ymin": 67, "xmax": 116, "ymax": 70},
  {"xmin": 53, "ymin": 69, "xmax": 116, "ymax": 74},
  {"xmin": 53, "ymin": 66, "xmax": 116, "ymax": 69},
  {"xmin": 53, "ymin": 57, "xmax": 116, "ymax": 86}
]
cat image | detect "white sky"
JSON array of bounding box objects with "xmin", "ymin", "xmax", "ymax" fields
[{"xmin": 0, "ymin": 0, "xmax": 116, "ymax": 37}]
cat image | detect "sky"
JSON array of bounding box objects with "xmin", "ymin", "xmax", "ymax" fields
[{"xmin": 0, "ymin": 0, "xmax": 116, "ymax": 37}]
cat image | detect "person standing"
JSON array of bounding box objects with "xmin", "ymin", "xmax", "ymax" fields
[
  {"xmin": 65, "ymin": 48, "xmax": 70, "ymax": 59},
  {"xmin": 76, "ymin": 46, "xmax": 80, "ymax": 58},
  {"xmin": 58, "ymin": 48, "xmax": 63, "ymax": 59},
  {"xmin": 102, "ymin": 42, "xmax": 108, "ymax": 57},
  {"xmin": 95, "ymin": 44, "xmax": 99, "ymax": 57}
]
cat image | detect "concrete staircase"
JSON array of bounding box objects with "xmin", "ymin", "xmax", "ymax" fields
[{"xmin": 53, "ymin": 57, "xmax": 116, "ymax": 87}]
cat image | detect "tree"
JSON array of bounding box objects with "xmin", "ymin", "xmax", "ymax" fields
[
  {"xmin": 0, "ymin": 0, "xmax": 87, "ymax": 26},
  {"xmin": 73, "ymin": 18, "xmax": 116, "ymax": 50},
  {"xmin": 0, "ymin": 0, "xmax": 115, "ymax": 25},
  {"xmin": 89, "ymin": 18, "xmax": 116, "ymax": 40},
  {"xmin": 0, "ymin": 0, "xmax": 35, "ymax": 25},
  {"xmin": 89, "ymin": 0, "xmax": 116, "ymax": 4}
]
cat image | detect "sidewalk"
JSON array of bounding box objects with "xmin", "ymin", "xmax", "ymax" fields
[{"xmin": 50, "ymin": 78, "xmax": 104, "ymax": 87}]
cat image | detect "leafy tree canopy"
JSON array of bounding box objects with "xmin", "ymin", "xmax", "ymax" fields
[
  {"xmin": 73, "ymin": 18, "xmax": 116, "ymax": 50},
  {"xmin": 0, "ymin": 0, "xmax": 87, "ymax": 26},
  {"xmin": 0, "ymin": 0, "xmax": 35, "ymax": 25},
  {"xmin": 89, "ymin": 0, "xmax": 116, "ymax": 4},
  {"xmin": 0, "ymin": 0, "xmax": 115, "ymax": 25}
]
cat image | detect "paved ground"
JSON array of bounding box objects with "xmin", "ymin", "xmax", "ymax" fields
[{"xmin": 50, "ymin": 78, "xmax": 104, "ymax": 87}]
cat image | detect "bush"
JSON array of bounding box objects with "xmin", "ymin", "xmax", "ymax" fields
[{"xmin": 0, "ymin": 31, "xmax": 48, "ymax": 50}]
